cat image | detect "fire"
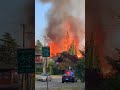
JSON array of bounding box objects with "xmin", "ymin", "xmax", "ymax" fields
[
  {"xmin": 77, "ymin": 50, "xmax": 83, "ymax": 58},
  {"xmin": 48, "ymin": 18, "xmax": 83, "ymax": 58}
]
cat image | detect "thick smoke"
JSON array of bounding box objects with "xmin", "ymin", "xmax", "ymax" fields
[
  {"xmin": 86, "ymin": 0, "xmax": 120, "ymax": 74},
  {"xmin": 40, "ymin": 0, "xmax": 85, "ymax": 49}
]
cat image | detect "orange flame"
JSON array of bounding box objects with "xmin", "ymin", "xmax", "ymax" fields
[{"xmin": 48, "ymin": 19, "xmax": 83, "ymax": 58}]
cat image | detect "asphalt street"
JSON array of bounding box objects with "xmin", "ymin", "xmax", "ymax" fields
[{"xmin": 35, "ymin": 75, "xmax": 85, "ymax": 90}]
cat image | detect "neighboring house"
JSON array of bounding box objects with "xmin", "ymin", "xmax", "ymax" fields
[
  {"xmin": 35, "ymin": 52, "xmax": 44, "ymax": 69},
  {"xmin": 0, "ymin": 63, "xmax": 17, "ymax": 88}
]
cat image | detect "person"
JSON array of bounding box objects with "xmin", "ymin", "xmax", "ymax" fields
[{"xmin": 70, "ymin": 70, "xmax": 74, "ymax": 76}]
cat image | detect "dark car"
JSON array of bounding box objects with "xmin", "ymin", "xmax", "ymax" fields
[{"xmin": 62, "ymin": 70, "xmax": 78, "ymax": 83}]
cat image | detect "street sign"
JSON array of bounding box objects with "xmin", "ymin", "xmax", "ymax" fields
[
  {"xmin": 17, "ymin": 49, "xmax": 35, "ymax": 73},
  {"xmin": 42, "ymin": 46, "xmax": 50, "ymax": 57}
]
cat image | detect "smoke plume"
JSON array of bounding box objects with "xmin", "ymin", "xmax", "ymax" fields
[
  {"xmin": 86, "ymin": 0, "xmax": 120, "ymax": 74},
  {"xmin": 40, "ymin": 0, "xmax": 85, "ymax": 52}
]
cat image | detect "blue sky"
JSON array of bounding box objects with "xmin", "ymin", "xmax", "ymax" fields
[{"xmin": 35, "ymin": 0, "xmax": 52, "ymax": 44}]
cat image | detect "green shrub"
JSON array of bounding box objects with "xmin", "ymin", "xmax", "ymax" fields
[
  {"xmin": 98, "ymin": 74, "xmax": 120, "ymax": 90},
  {"xmin": 75, "ymin": 58, "xmax": 85, "ymax": 82},
  {"xmin": 35, "ymin": 67, "xmax": 43, "ymax": 73}
]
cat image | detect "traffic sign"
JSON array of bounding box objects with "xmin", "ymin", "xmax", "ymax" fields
[
  {"xmin": 17, "ymin": 49, "xmax": 35, "ymax": 73},
  {"xmin": 42, "ymin": 46, "xmax": 50, "ymax": 57}
]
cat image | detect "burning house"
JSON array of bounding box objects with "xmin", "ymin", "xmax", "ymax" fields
[{"xmin": 40, "ymin": 0, "xmax": 85, "ymax": 58}]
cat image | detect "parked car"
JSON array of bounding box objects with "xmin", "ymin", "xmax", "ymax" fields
[
  {"xmin": 38, "ymin": 73, "xmax": 52, "ymax": 82},
  {"xmin": 62, "ymin": 70, "xmax": 78, "ymax": 83}
]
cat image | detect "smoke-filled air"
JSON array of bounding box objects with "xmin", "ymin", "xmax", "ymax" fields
[{"xmin": 40, "ymin": 0, "xmax": 85, "ymax": 57}]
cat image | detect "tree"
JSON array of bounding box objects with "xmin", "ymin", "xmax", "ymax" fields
[
  {"xmin": 0, "ymin": 32, "xmax": 19, "ymax": 66},
  {"xmin": 97, "ymin": 48, "xmax": 120, "ymax": 90},
  {"xmin": 57, "ymin": 58, "xmax": 72, "ymax": 70},
  {"xmin": 106, "ymin": 48, "xmax": 120, "ymax": 72},
  {"xmin": 75, "ymin": 58, "xmax": 85, "ymax": 82},
  {"xmin": 56, "ymin": 51, "xmax": 78, "ymax": 70},
  {"xmin": 35, "ymin": 40, "xmax": 43, "ymax": 53},
  {"xmin": 75, "ymin": 50, "xmax": 85, "ymax": 82},
  {"xmin": 69, "ymin": 40, "xmax": 76, "ymax": 55},
  {"xmin": 48, "ymin": 60, "xmax": 54, "ymax": 75}
]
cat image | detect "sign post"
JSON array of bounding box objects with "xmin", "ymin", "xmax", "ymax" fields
[
  {"xmin": 17, "ymin": 49, "xmax": 35, "ymax": 73},
  {"xmin": 42, "ymin": 46, "xmax": 50, "ymax": 90},
  {"xmin": 17, "ymin": 48, "xmax": 35, "ymax": 90},
  {"xmin": 42, "ymin": 46, "xmax": 50, "ymax": 57}
]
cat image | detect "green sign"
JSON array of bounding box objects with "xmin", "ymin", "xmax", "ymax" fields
[
  {"xmin": 42, "ymin": 46, "xmax": 50, "ymax": 57},
  {"xmin": 17, "ymin": 49, "xmax": 35, "ymax": 73}
]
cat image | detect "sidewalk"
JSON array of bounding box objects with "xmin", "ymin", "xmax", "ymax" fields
[
  {"xmin": 35, "ymin": 86, "xmax": 85, "ymax": 90},
  {"xmin": 35, "ymin": 74, "xmax": 62, "ymax": 79}
]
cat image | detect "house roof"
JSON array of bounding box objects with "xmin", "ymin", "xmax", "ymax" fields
[{"xmin": 35, "ymin": 55, "xmax": 44, "ymax": 63}]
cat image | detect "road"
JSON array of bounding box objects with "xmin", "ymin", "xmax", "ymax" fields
[{"xmin": 35, "ymin": 75, "xmax": 85, "ymax": 90}]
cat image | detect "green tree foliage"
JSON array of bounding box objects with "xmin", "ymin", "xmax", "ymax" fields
[
  {"xmin": 106, "ymin": 48, "xmax": 120, "ymax": 72},
  {"xmin": 94, "ymin": 48, "xmax": 120, "ymax": 90},
  {"xmin": 56, "ymin": 51, "xmax": 78, "ymax": 70},
  {"xmin": 98, "ymin": 75, "xmax": 120, "ymax": 90},
  {"xmin": 0, "ymin": 32, "xmax": 19, "ymax": 66},
  {"xmin": 57, "ymin": 58, "xmax": 72, "ymax": 70},
  {"xmin": 48, "ymin": 60, "xmax": 54, "ymax": 75},
  {"xmin": 48, "ymin": 60, "xmax": 54, "ymax": 67},
  {"xmin": 69, "ymin": 40, "xmax": 76, "ymax": 55},
  {"xmin": 35, "ymin": 40, "xmax": 43, "ymax": 53},
  {"xmin": 75, "ymin": 50, "xmax": 85, "ymax": 82},
  {"xmin": 75, "ymin": 58, "xmax": 85, "ymax": 82}
]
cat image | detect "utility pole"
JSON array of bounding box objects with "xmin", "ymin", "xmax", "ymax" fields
[
  {"xmin": 43, "ymin": 36, "xmax": 46, "ymax": 73},
  {"xmin": 22, "ymin": 24, "xmax": 26, "ymax": 90},
  {"xmin": 42, "ymin": 36, "xmax": 49, "ymax": 90},
  {"xmin": 43, "ymin": 36, "xmax": 49, "ymax": 74},
  {"xmin": 89, "ymin": 32, "xmax": 94, "ymax": 69},
  {"xmin": 23, "ymin": 24, "xmax": 25, "ymax": 48},
  {"xmin": 46, "ymin": 57, "xmax": 48, "ymax": 90},
  {"xmin": 21, "ymin": 24, "xmax": 29, "ymax": 90},
  {"xmin": 19, "ymin": 24, "xmax": 35, "ymax": 90}
]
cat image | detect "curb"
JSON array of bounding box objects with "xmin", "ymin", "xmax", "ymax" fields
[{"xmin": 36, "ymin": 86, "xmax": 85, "ymax": 90}]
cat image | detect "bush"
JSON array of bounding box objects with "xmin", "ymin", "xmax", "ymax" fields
[
  {"xmin": 98, "ymin": 74, "xmax": 120, "ymax": 90},
  {"xmin": 49, "ymin": 66, "xmax": 53, "ymax": 75},
  {"xmin": 75, "ymin": 58, "xmax": 85, "ymax": 82},
  {"xmin": 52, "ymin": 67, "xmax": 63, "ymax": 75},
  {"xmin": 35, "ymin": 67, "xmax": 43, "ymax": 73}
]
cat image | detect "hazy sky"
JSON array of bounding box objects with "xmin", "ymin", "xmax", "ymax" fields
[{"xmin": 35, "ymin": 0, "xmax": 52, "ymax": 44}]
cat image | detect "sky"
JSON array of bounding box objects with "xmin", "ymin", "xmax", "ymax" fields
[{"xmin": 35, "ymin": 0, "xmax": 52, "ymax": 45}]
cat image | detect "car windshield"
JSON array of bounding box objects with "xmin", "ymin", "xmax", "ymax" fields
[
  {"xmin": 64, "ymin": 70, "xmax": 74, "ymax": 76},
  {"xmin": 41, "ymin": 73, "xmax": 46, "ymax": 76},
  {"xmin": 41, "ymin": 73, "xmax": 50, "ymax": 76}
]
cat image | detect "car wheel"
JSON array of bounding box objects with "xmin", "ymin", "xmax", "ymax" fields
[
  {"xmin": 81, "ymin": 79, "xmax": 84, "ymax": 82},
  {"xmin": 72, "ymin": 79, "xmax": 75, "ymax": 83},
  {"xmin": 62, "ymin": 80, "xmax": 64, "ymax": 83}
]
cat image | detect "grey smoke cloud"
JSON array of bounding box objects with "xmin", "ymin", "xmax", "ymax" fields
[
  {"xmin": 40, "ymin": 0, "xmax": 85, "ymax": 49},
  {"xmin": 86, "ymin": 0, "xmax": 120, "ymax": 73}
]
